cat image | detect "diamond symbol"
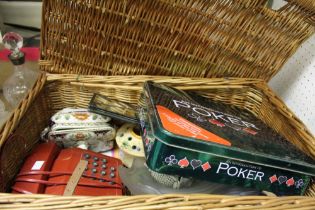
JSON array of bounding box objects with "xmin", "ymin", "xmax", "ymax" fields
[
  {"xmin": 201, "ymin": 162, "xmax": 211, "ymax": 172},
  {"xmin": 269, "ymin": 175, "xmax": 278, "ymax": 183},
  {"xmin": 286, "ymin": 177, "xmax": 295, "ymax": 187}
]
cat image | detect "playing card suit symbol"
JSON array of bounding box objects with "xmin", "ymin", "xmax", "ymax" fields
[
  {"xmin": 278, "ymin": 176, "xmax": 287, "ymax": 184},
  {"xmin": 286, "ymin": 177, "xmax": 295, "ymax": 187},
  {"xmin": 269, "ymin": 175, "xmax": 278, "ymax": 183},
  {"xmin": 165, "ymin": 155, "xmax": 178, "ymax": 166},
  {"xmin": 147, "ymin": 144, "xmax": 152, "ymax": 152},
  {"xmin": 295, "ymin": 179, "xmax": 304, "ymax": 189},
  {"xmin": 209, "ymin": 119, "xmax": 225, "ymax": 127},
  {"xmin": 201, "ymin": 162, "xmax": 211, "ymax": 172},
  {"xmin": 191, "ymin": 159, "xmax": 202, "ymax": 170},
  {"xmin": 178, "ymin": 157, "xmax": 189, "ymax": 168},
  {"xmin": 145, "ymin": 138, "xmax": 149, "ymax": 145},
  {"xmin": 243, "ymin": 128, "xmax": 257, "ymax": 135}
]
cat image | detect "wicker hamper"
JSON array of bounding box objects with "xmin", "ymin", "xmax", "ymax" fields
[{"xmin": 0, "ymin": 0, "xmax": 315, "ymax": 209}]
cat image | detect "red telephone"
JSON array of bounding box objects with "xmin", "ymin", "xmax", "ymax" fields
[{"xmin": 12, "ymin": 142, "xmax": 124, "ymax": 196}]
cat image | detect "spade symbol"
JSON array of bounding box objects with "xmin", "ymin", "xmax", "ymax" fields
[
  {"xmin": 178, "ymin": 157, "xmax": 189, "ymax": 168},
  {"xmin": 286, "ymin": 177, "xmax": 295, "ymax": 187},
  {"xmin": 278, "ymin": 176, "xmax": 287, "ymax": 184},
  {"xmin": 191, "ymin": 159, "xmax": 202, "ymax": 170}
]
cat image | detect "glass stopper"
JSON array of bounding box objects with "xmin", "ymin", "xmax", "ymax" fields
[{"xmin": 3, "ymin": 32, "xmax": 23, "ymax": 57}]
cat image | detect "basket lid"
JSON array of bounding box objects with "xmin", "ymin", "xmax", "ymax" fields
[{"xmin": 40, "ymin": 0, "xmax": 315, "ymax": 81}]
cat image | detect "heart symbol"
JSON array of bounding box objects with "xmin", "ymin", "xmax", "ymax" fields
[
  {"xmin": 278, "ymin": 176, "xmax": 287, "ymax": 184},
  {"xmin": 178, "ymin": 157, "xmax": 189, "ymax": 168},
  {"xmin": 190, "ymin": 159, "xmax": 202, "ymax": 170}
]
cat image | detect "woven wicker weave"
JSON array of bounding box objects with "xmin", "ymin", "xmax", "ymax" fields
[
  {"xmin": 0, "ymin": 0, "xmax": 315, "ymax": 209},
  {"xmin": 0, "ymin": 75, "xmax": 314, "ymax": 209},
  {"xmin": 40, "ymin": 0, "xmax": 314, "ymax": 80},
  {"xmin": 1, "ymin": 193, "xmax": 315, "ymax": 210}
]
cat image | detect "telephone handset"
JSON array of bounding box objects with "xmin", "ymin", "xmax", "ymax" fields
[{"xmin": 12, "ymin": 142, "xmax": 124, "ymax": 196}]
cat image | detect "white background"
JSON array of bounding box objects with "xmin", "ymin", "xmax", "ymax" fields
[{"xmin": 269, "ymin": 0, "xmax": 315, "ymax": 135}]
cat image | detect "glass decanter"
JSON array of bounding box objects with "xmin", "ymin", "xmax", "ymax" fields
[{"xmin": 2, "ymin": 32, "xmax": 38, "ymax": 107}]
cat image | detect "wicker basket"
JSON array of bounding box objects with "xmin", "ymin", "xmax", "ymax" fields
[{"xmin": 0, "ymin": 0, "xmax": 315, "ymax": 209}]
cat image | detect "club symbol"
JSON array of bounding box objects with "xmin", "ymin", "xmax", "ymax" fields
[
  {"xmin": 147, "ymin": 144, "xmax": 152, "ymax": 152},
  {"xmin": 165, "ymin": 155, "xmax": 178, "ymax": 166},
  {"xmin": 196, "ymin": 116, "xmax": 206, "ymax": 122},
  {"xmin": 295, "ymin": 179, "xmax": 304, "ymax": 189}
]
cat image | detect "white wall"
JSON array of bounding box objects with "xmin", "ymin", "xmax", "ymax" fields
[
  {"xmin": 0, "ymin": 1, "xmax": 42, "ymax": 29},
  {"xmin": 269, "ymin": 35, "xmax": 315, "ymax": 136},
  {"xmin": 269, "ymin": 0, "xmax": 315, "ymax": 135}
]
